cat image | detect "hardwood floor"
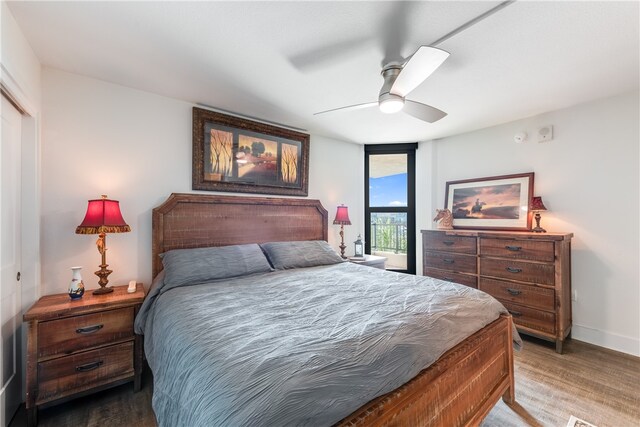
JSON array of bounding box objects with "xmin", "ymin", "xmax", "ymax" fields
[
  {"xmin": 483, "ymin": 336, "xmax": 639, "ymax": 427},
  {"xmin": 10, "ymin": 337, "xmax": 640, "ymax": 427}
]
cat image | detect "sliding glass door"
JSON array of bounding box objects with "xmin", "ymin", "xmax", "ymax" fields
[{"xmin": 364, "ymin": 144, "xmax": 416, "ymax": 274}]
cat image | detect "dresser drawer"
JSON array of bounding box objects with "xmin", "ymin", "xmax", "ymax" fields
[
  {"xmin": 480, "ymin": 258, "xmax": 554, "ymax": 285},
  {"xmin": 424, "ymin": 252, "xmax": 477, "ymax": 274},
  {"xmin": 480, "ymin": 238, "xmax": 554, "ymax": 262},
  {"xmin": 479, "ymin": 278, "xmax": 555, "ymax": 311},
  {"xmin": 499, "ymin": 300, "xmax": 556, "ymax": 335},
  {"xmin": 424, "ymin": 268, "xmax": 477, "ymax": 288},
  {"xmin": 37, "ymin": 341, "xmax": 134, "ymax": 403},
  {"xmin": 422, "ymin": 232, "xmax": 477, "ymax": 254},
  {"xmin": 38, "ymin": 307, "xmax": 134, "ymax": 359}
]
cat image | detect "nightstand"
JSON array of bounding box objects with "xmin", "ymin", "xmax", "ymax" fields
[
  {"xmin": 23, "ymin": 283, "xmax": 145, "ymax": 426},
  {"xmin": 349, "ymin": 254, "xmax": 387, "ymax": 269}
]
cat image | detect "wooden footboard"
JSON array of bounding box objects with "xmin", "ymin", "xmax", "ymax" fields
[{"xmin": 337, "ymin": 314, "xmax": 515, "ymax": 426}]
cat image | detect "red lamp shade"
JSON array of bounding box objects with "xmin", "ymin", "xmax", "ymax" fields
[
  {"xmin": 333, "ymin": 205, "xmax": 351, "ymax": 225},
  {"xmin": 75, "ymin": 195, "xmax": 131, "ymax": 235},
  {"xmin": 530, "ymin": 196, "xmax": 547, "ymax": 212}
]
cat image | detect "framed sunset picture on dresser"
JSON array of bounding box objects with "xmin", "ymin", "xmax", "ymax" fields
[
  {"xmin": 444, "ymin": 172, "xmax": 534, "ymax": 231},
  {"xmin": 192, "ymin": 107, "xmax": 310, "ymax": 196}
]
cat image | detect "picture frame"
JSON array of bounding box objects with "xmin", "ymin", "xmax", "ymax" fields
[
  {"xmin": 444, "ymin": 172, "xmax": 534, "ymax": 231},
  {"xmin": 192, "ymin": 107, "xmax": 310, "ymax": 196}
]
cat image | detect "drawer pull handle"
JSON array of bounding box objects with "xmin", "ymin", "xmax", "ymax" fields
[
  {"xmin": 506, "ymin": 288, "xmax": 522, "ymax": 296},
  {"xmin": 442, "ymin": 241, "xmax": 455, "ymax": 246},
  {"xmin": 75, "ymin": 360, "xmax": 104, "ymax": 372},
  {"xmin": 505, "ymin": 267, "xmax": 522, "ymax": 273},
  {"xmin": 443, "ymin": 258, "xmax": 455, "ymax": 264},
  {"xmin": 508, "ymin": 310, "xmax": 523, "ymax": 317},
  {"xmin": 505, "ymin": 245, "xmax": 522, "ymax": 251},
  {"xmin": 76, "ymin": 324, "xmax": 104, "ymax": 334},
  {"xmin": 443, "ymin": 277, "xmax": 453, "ymax": 281}
]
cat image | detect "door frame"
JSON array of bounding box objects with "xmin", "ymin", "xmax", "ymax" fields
[
  {"xmin": 364, "ymin": 143, "xmax": 417, "ymax": 274},
  {"xmin": 1, "ymin": 63, "xmax": 41, "ymax": 424},
  {"xmin": 1, "ymin": 93, "xmax": 23, "ymax": 426}
]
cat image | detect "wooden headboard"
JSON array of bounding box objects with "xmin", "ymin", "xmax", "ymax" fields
[{"xmin": 152, "ymin": 193, "xmax": 328, "ymax": 277}]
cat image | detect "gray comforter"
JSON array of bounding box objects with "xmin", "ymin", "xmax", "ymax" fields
[{"xmin": 135, "ymin": 262, "xmax": 521, "ymax": 427}]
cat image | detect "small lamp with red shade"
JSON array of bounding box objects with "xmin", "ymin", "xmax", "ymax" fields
[
  {"xmin": 333, "ymin": 205, "xmax": 351, "ymax": 259},
  {"xmin": 75, "ymin": 195, "xmax": 131, "ymax": 294},
  {"xmin": 530, "ymin": 196, "xmax": 547, "ymax": 233}
]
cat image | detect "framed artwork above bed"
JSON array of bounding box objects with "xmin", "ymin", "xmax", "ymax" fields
[
  {"xmin": 445, "ymin": 172, "xmax": 534, "ymax": 231},
  {"xmin": 192, "ymin": 107, "xmax": 310, "ymax": 196}
]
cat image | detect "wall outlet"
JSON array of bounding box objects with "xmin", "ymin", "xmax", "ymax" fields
[{"xmin": 571, "ymin": 290, "xmax": 578, "ymax": 302}]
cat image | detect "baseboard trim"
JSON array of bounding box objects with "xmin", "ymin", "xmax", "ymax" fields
[{"xmin": 571, "ymin": 324, "xmax": 639, "ymax": 357}]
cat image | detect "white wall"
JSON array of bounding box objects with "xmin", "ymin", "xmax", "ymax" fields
[
  {"xmin": 40, "ymin": 68, "xmax": 363, "ymax": 295},
  {"xmin": 1, "ymin": 2, "xmax": 40, "ymax": 110},
  {"xmin": 417, "ymin": 91, "xmax": 640, "ymax": 356}
]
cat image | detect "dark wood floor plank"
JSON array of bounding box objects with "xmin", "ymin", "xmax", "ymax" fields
[{"xmin": 9, "ymin": 337, "xmax": 639, "ymax": 427}]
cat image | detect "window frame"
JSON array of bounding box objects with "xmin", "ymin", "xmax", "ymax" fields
[{"xmin": 364, "ymin": 143, "xmax": 417, "ymax": 274}]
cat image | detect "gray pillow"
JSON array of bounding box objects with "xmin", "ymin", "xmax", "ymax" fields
[
  {"xmin": 260, "ymin": 240, "xmax": 344, "ymax": 270},
  {"xmin": 161, "ymin": 243, "xmax": 273, "ymax": 286}
]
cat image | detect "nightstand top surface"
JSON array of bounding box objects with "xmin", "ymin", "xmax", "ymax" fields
[
  {"xmin": 349, "ymin": 254, "xmax": 387, "ymax": 262},
  {"xmin": 24, "ymin": 283, "xmax": 146, "ymax": 322}
]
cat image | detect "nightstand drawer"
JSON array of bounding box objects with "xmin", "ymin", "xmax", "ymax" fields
[
  {"xmin": 424, "ymin": 252, "xmax": 477, "ymax": 274},
  {"xmin": 480, "ymin": 238, "xmax": 554, "ymax": 262},
  {"xmin": 480, "ymin": 258, "xmax": 554, "ymax": 285},
  {"xmin": 37, "ymin": 341, "xmax": 134, "ymax": 404},
  {"xmin": 423, "ymin": 232, "xmax": 476, "ymax": 254},
  {"xmin": 38, "ymin": 307, "xmax": 134, "ymax": 359},
  {"xmin": 479, "ymin": 278, "xmax": 555, "ymax": 312},
  {"xmin": 424, "ymin": 268, "xmax": 477, "ymax": 288},
  {"xmin": 499, "ymin": 300, "xmax": 556, "ymax": 335}
]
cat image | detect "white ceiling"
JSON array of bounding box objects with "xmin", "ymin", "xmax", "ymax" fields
[{"xmin": 7, "ymin": 1, "xmax": 639, "ymax": 144}]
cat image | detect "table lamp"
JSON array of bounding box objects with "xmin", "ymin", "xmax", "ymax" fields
[
  {"xmin": 333, "ymin": 204, "xmax": 351, "ymax": 259},
  {"xmin": 530, "ymin": 196, "xmax": 547, "ymax": 233},
  {"xmin": 76, "ymin": 195, "xmax": 131, "ymax": 294}
]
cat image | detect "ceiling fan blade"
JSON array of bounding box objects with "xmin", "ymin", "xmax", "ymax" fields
[
  {"xmin": 403, "ymin": 100, "xmax": 447, "ymax": 123},
  {"xmin": 390, "ymin": 46, "xmax": 450, "ymax": 97},
  {"xmin": 314, "ymin": 102, "xmax": 378, "ymax": 116},
  {"xmin": 288, "ymin": 37, "xmax": 374, "ymax": 72}
]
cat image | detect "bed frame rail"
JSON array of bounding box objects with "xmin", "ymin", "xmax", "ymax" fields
[{"xmin": 337, "ymin": 314, "xmax": 515, "ymax": 426}]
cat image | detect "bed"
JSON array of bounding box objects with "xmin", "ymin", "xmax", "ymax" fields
[{"xmin": 137, "ymin": 193, "xmax": 519, "ymax": 426}]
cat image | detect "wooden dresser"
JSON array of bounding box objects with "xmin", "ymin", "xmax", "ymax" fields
[
  {"xmin": 23, "ymin": 283, "xmax": 145, "ymax": 426},
  {"xmin": 422, "ymin": 229, "xmax": 573, "ymax": 353}
]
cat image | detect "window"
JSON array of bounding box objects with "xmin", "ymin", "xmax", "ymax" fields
[{"xmin": 365, "ymin": 143, "xmax": 416, "ymax": 274}]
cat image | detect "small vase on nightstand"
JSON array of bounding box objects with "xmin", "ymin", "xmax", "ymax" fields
[{"xmin": 68, "ymin": 266, "xmax": 85, "ymax": 299}]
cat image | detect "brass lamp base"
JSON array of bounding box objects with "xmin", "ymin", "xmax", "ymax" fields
[
  {"xmin": 93, "ymin": 286, "xmax": 114, "ymax": 295},
  {"xmin": 338, "ymin": 225, "xmax": 347, "ymax": 259},
  {"xmin": 93, "ymin": 263, "xmax": 114, "ymax": 294},
  {"xmin": 532, "ymin": 213, "xmax": 546, "ymax": 233}
]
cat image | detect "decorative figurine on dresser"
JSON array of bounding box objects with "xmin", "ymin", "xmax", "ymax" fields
[
  {"xmin": 433, "ymin": 208, "xmax": 454, "ymax": 230},
  {"xmin": 422, "ymin": 229, "xmax": 572, "ymax": 353},
  {"xmin": 23, "ymin": 283, "xmax": 146, "ymax": 426}
]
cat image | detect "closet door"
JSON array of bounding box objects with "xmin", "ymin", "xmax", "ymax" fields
[{"xmin": 1, "ymin": 95, "xmax": 22, "ymax": 426}]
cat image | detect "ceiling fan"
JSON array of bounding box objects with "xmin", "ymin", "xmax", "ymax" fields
[
  {"xmin": 314, "ymin": 46, "xmax": 450, "ymax": 123},
  {"xmin": 305, "ymin": 1, "xmax": 515, "ymax": 124}
]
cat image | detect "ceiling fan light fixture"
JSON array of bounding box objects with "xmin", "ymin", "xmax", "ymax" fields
[{"xmin": 379, "ymin": 95, "xmax": 405, "ymax": 114}]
